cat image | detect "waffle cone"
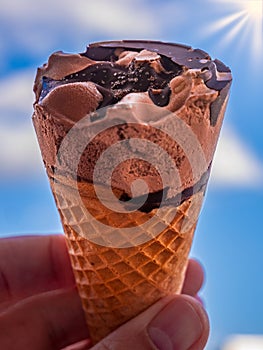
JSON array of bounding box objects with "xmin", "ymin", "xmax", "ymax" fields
[
  {"xmin": 49, "ymin": 174, "xmax": 203, "ymax": 344},
  {"xmin": 32, "ymin": 41, "xmax": 231, "ymax": 345}
]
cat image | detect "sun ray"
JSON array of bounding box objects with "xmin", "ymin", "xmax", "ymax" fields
[
  {"xmin": 224, "ymin": 13, "xmax": 248, "ymax": 41},
  {"xmin": 250, "ymin": 21, "xmax": 263, "ymax": 63},
  {"xmin": 207, "ymin": 11, "xmax": 246, "ymax": 33},
  {"xmin": 250, "ymin": 1, "xmax": 263, "ymax": 61},
  {"xmin": 200, "ymin": 0, "xmax": 263, "ymax": 67},
  {"xmin": 199, "ymin": 10, "xmax": 246, "ymax": 38},
  {"xmin": 215, "ymin": 14, "xmax": 249, "ymax": 52}
]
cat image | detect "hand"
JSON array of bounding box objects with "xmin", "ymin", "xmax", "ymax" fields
[{"xmin": 0, "ymin": 235, "xmax": 209, "ymax": 349}]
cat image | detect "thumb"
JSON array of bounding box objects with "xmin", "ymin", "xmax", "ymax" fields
[{"xmin": 92, "ymin": 295, "xmax": 209, "ymax": 350}]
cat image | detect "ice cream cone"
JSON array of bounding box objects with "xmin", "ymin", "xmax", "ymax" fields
[
  {"xmin": 50, "ymin": 174, "xmax": 201, "ymax": 343},
  {"xmin": 32, "ymin": 40, "xmax": 231, "ymax": 344}
]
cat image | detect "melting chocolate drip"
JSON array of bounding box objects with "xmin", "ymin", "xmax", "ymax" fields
[
  {"xmin": 119, "ymin": 164, "xmax": 211, "ymax": 213},
  {"xmin": 49, "ymin": 164, "xmax": 210, "ymax": 213}
]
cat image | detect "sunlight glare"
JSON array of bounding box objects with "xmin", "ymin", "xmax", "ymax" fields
[
  {"xmin": 205, "ymin": 11, "xmax": 245, "ymax": 34},
  {"xmin": 204, "ymin": 0, "xmax": 263, "ymax": 65},
  {"xmin": 241, "ymin": 0, "xmax": 263, "ymax": 20}
]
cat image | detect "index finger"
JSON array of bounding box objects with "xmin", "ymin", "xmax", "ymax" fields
[{"xmin": 0, "ymin": 234, "xmax": 75, "ymax": 305}]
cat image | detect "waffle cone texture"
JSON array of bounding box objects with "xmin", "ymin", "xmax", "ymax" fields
[{"xmin": 50, "ymin": 176, "xmax": 201, "ymax": 343}]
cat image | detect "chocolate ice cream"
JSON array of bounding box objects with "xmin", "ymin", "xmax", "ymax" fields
[{"xmin": 33, "ymin": 40, "xmax": 231, "ymax": 212}]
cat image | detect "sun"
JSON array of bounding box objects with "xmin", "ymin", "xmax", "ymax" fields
[
  {"xmin": 240, "ymin": 0, "xmax": 263, "ymax": 59},
  {"xmin": 241, "ymin": 0, "xmax": 263, "ymax": 19},
  {"xmin": 200, "ymin": 0, "xmax": 263, "ymax": 65}
]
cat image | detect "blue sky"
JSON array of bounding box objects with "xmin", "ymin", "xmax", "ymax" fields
[{"xmin": 1, "ymin": 0, "xmax": 263, "ymax": 349}]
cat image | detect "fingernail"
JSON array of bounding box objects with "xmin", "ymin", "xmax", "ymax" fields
[{"xmin": 147, "ymin": 297, "xmax": 203, "ymax": 350}]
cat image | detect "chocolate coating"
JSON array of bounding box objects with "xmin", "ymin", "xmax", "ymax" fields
[
  {"xmin": 148, "ymin": 86, "xmax": 171, "ymax": 107},
  {"xmin": 85, "ymin": 40, "xmax": 231, "ymax": 91},
  {"xmin": 40, "ymin": 54, "xmax": 182, "ymax": 108},
  {"xmin": 39, "ymin": 40, "xmax": 231, "ymax": 127}
]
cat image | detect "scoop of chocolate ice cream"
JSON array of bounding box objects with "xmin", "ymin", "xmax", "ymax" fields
[{"xmin": 32, "ymin": 40, "xmax": 232, "ymax": 211}]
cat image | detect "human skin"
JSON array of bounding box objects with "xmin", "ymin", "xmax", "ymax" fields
[{"xmin": 0, "ymin": 234, "xmax": 209, "ymax": 349}]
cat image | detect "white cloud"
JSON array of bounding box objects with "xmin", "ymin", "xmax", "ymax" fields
[
  {"xmin": 0, "ymin": 70, "xmax": 35, "ymax": 119},
  {"xmin": 222, "ymin": 335, "xmax": 263, "ymax": 350},
  {"xmin": 211, "ymin": 126, "xmax": 263, "ymax": 187},
  {"xmin": 0, "ymin": 70, "xmax": 44, "ymax": 178},
  {"xmin": 72, "ymin": 0, "xmax": 158, "ymax": 37},
  {"xmin": 0, "ymin": 123, "xmax": 44, "ymax": 177},
  {"xmin": 0, "ymin": 0, "xmax": 158, "ymax": 62}
]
